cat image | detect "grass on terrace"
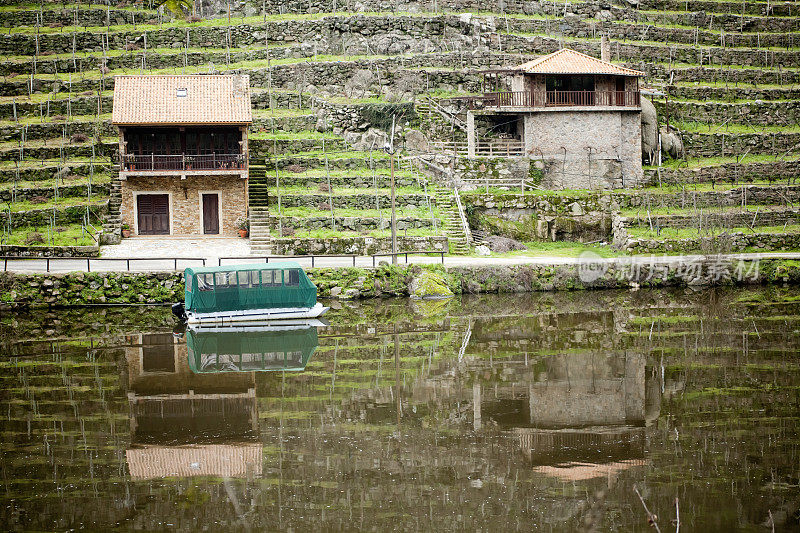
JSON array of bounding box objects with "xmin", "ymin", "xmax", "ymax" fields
[
  {"xmin": 272, "ymin": 185, "xmax": 428, "ymax": 196},
  {"xmin": 675, "ymin": 121, "xmax": 800, "ymax": 134},
  {"xmin": 278, "ymin": 206, "xmax": 440, "ymax": 218},
  {"xmin": 619, "ymin": 204, "xmax": 792, "ymax": 217},
  {"xmin": 0, "ymin": 173, "xmax": 112, "ymax": 192},
  {"xmin": 646, "ymin": 153, "xmax": 800, "ymax": 170},
  {"xmin": 482, "ymin": 241, "xmax": 622, "ymax": 258},
  {"xmin": 2, "ymin": 195, "xmax": 105, "ymax": 212},
  {"xmin": 275, "ymin": 228, "xmax": 439, "ymax": 239},
  {"xmin": 0, "ymin": 223, "xmax": 97, "ymax": 246}
]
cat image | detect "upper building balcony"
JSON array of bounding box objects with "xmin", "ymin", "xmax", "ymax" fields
[{"xmin": 464, "ymin": 89, "xmax": 641, "ymax": 111}]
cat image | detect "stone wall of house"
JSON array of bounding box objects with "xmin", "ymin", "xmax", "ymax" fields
[
  {"xmin": 120, "ymin": 175, "xmax": 246, "ymax": 237},
  {"xmin": 523, "ymin": 110, "xmax": 643, "ymax": 189}
]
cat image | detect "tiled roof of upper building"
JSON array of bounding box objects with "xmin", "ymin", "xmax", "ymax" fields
[
  {"xmin": 112, "ymin": 74, "xmax": 252, "ymax": 125},
  {"xmin": 514, "ymin": 49, "xmax": 644, "ymax": 76}
]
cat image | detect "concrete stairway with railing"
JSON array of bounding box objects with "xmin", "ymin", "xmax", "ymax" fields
[
  {"xmin": 248, "ymin": 161, "xmax": 272, "ymax": 255},
  {"xmin": 434, "ymin": 185, "xmax": 471, "ymax": 255}
]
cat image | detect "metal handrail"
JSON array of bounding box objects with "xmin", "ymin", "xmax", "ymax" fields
[
  {"xmin": 452, "ymin": 188, "xmax": 473, "ymax": 246},
  {"xmin": 218, "ymin": 251, "xmax": 447, "ymax": 268},
  {"xmin": 0, "ymin": 256, "xmax": 206, "ymax": 272},
  {"xmin": 465, "ymin": 90, "xmax": 641, "ymax": 109}
]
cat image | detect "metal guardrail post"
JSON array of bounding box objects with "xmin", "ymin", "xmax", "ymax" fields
[
  {"xmin": 311, "ymin": 256, "xmax": 315, "ymax": 268},
  {"xmin": 87, "ymin": 258, "xmax": 91, "ymax": 272},
  {"xmin": 174, "ymin": 258, "xmax": 177, "ymax": 270},
  {"xmin": 352, "ymin": 255, "xmax": 356, "ymax": 267},
  {"xmin": 127, "ymin": 259, "xmax": 130, "ymax": 271},
  {"xmin": 46, "ymin": 258, "xmax": 50, "ymax": 272}
]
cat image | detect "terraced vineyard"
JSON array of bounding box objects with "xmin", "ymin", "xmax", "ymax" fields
[
  {"xmin": 0, "ymin": 0, "xmax": 798, "ymax": 254},
  {"xmin": 1, "ymin": 289, "xmax": 798, "ymax": 529}
]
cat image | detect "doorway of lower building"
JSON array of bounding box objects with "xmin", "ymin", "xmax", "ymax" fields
[
  {"xmin": 136, "ymin": 194, "xmax": 170, "ymax": 235},
  {"xmin": 201, "ymin": 193, "xmax": 220, "ymax": 234}
]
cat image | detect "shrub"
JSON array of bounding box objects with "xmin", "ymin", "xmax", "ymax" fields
[
  {"xmin": 317, "ymin": 202, "xmax": 331, "ymax": 211},
  {"xmin": 25, "ymin": 232, "xmax": 44, "ymax": 244},
  {"xmin": 30, "ymin": 195, "xmax": 48, "ymax": 204},
  {"xmin": 70, "ymin": 133, "xmax": 89, "ymax": 144},
  {"xmin": 286, "ymin": 164, "xmax": 305, "ymax": 173},
  {"xmin": 281, "ymin": 226, "xmax": 295, "ymax": 237},
  {"xmin": 317, "ymin": 182, "xmax": 330, "ymax": 192},
  {"xmin": 124, "ymin": 42, "xmax": 141, "ymax": 51},
  {"xmin": 50, "ymin": 115, "xmax": 67, "ymax": 122},
  {"xmin": 188, "ymin": 14, "xmax": 202, "ymax": 23}
]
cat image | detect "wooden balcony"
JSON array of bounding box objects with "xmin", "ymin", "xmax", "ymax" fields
[
  {"xmin": 120, "ymin": 153, "xmax": 247, "ymax": 176},
  {"xmin": 464, "ymin": 90, "xmax": 641, "ymax": 110}
]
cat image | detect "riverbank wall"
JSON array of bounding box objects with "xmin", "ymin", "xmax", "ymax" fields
[{"xmin": 1, "ymin": 258, "xmax": 799, "ymax": 308}]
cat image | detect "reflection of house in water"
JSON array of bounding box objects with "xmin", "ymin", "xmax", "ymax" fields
[
  {"xmin": 124, "ymin": 332, "xmax": 261, "ymax": 480},
  {"xmin": 472, "ymin": 351, "xmax": 660, "ymax": 482}
]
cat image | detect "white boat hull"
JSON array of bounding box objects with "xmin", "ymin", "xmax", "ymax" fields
[{"xmin": 186, "ymin": 302, "xmax": 329, "ymax": 326}]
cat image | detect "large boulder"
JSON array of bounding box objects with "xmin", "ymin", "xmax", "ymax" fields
[
  {"xmin": 659, "ymin": 127, "xmax": 684, "ymax": 160},
  {"xmin": 409, "ymin": 270, "xmax": 454, "ymax": 299},
  {"xmin": 404, "ymin": 129, "xmax": 429, "ymax": 152},
  {"xmin": 641, "ymin": 97, "xmax": 658, "ymax": 164},
  {"xmin": 485, "ymin": 235, "xmax": 526, "ymax": 253}
]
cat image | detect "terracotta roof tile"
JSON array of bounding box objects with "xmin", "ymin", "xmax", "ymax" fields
[
  {"xmin": 514, "ymin": 49, "xmax": 643, "ymax": 76},
  {"xmin": 112, "ymin": 75, "xmax": 252, "ymax": 125}
]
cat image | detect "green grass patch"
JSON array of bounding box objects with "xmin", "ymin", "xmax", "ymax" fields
[{"xmin": 0, "ymin": 223, "xmax": 97, "ymax": 246}]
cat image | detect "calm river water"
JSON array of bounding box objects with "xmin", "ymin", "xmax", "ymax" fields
[{"xmin": 0, "ymin": 288, "xmax": 798, "ymax": 531}]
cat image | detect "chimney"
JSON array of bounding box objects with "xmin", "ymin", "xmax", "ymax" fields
[{"xmin": 600, "ymin": 34, "xmax": 611, "ymax": 63}]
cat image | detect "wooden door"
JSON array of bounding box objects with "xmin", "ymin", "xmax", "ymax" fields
[
  {"xmin": 615, "ymin": 78, "xmax": 626, "ymax": 106},
  {"xmin": 136, "ymin": 194, "xmax": 169, "ymax": 235},
  {"xmin": 202, "ymin": 193, "xmax": 220, "ymax": 235}
]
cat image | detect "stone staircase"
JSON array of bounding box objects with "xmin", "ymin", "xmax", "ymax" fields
[
  {"xmin": 415, "ymin": 97, "xmax": 467, "ymax": 142},
  {"xmin": 99, "ymin": 174, "xmax": 122, "ymax": 245},
  {"xmin": 434, "ymin": 186, "xmax": 471, "ymax": 255},
  {"xmin": 248, "ymin": 161, "xmax": 272, "ymax": 255}
]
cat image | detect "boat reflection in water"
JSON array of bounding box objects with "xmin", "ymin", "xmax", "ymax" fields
[
  {"xmin": 186, "ymin": 320, "xmax": 323, "ymax": 373},
  {"xmin": 124, "ymin": 323, "xmax": 321, "ymax": 480}
]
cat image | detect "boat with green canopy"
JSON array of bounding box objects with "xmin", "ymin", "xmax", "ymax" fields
[{"xmin": 172, "ymin": 261, "xmax": 328, "ymax": 326}]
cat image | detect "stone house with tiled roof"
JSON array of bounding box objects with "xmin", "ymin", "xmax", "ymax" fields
[
  {"xmin": 466, "ymin": 48, "xmax": 644, "ymax": 189},
  {"xmin": 112, "ymin": 75, "xmax": 251, "ymax": 237}
]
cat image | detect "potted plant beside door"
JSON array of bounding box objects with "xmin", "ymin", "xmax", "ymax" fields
[
  {"xmin": 121, "ymin": 223, "xmax": 131, "ymax": 238},
  {"xmin": 235, "ymin": 216, "xmax": 249, "ymax": 238}
]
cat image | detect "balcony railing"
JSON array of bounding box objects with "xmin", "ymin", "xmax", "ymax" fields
[
  {"xmin": 466, "ymin": 90, "xmax": 641, "ymax": 109},
  {"xmin": 121, "ymin": 153, "xmax": 246, "ymax": 172}
]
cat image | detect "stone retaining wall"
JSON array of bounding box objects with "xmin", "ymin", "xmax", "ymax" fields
[
  {"xmin": 272, "ymin": 215, "xmax": 437, "ymax": 231},
  {"xmin": 622, "ymin": 209, "xmax": 797, "ymax": 231},
  {"xmin": 0, "ymin": 203, "xmax": 106, "ymax": 229},
  {"xmin": 0, "ymin": 244, "xmax": 98, "ymax": 257},
  {"xmin": 2, "ymin": 258, "xmax": 799, "ymax": 308},
  {"xmin": 681, "ymin": 131, "xmax": 800, "ymax": 158},
  {"xmin": 643, "ymin": 161, "xmax": 800, "ymax": 187},
  {"xmin": 656, "ymin": 100, "xmax": 800, "ymax": 127},
  {"xmin": 272, "ymin": 235, "xmax": 448, "ymax": 255},
  {"xmin": 623, "ymin": 232, "xmax": 800, "ymax": 254}
]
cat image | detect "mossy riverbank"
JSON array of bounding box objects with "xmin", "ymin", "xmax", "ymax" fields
[{"xmin": 1, "ymin": 259, "xmax": 800, "ymax": 308}]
